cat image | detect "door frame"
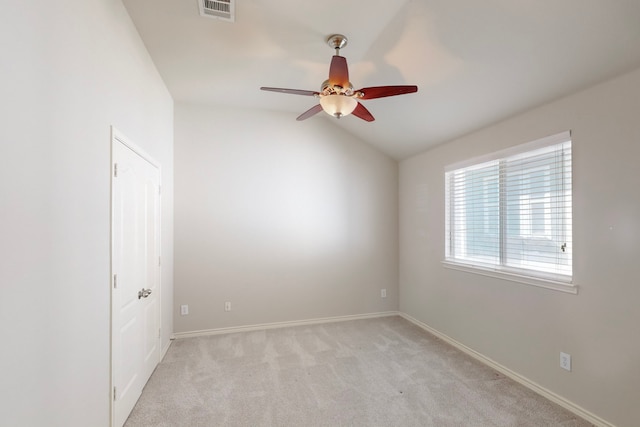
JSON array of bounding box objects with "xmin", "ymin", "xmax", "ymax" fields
[{"xmin": 110, "ymin": 126, "xmax": 162, "ymax": 427}]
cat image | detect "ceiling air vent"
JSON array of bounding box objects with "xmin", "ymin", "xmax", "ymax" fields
[{"xmin": 198, "ymin": 0, "xmax": 234, "ymax": 22}]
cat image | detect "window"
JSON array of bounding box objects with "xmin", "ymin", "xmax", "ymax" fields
[{"xmin": 445, "ymin": 131, "xmax": 572, "ymax": 290}]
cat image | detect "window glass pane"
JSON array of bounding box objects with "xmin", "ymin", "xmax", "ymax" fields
[
  {"xmin": 448, "ymin": 162, "xmax": 499, "ymax": 265},
  {"xmin": 503, "ymin": 145, "xmax": 571, "ymax": 276}
]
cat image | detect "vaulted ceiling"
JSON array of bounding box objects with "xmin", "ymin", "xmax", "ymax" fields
[{"xmin": 123, "ymin": 0, "xmax": 640, "ymax": 159}]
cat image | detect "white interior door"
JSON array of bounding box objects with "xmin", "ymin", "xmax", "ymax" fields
[{"xmin": 111, "ymin": 130, "xmax": 161, "ymax": 427}]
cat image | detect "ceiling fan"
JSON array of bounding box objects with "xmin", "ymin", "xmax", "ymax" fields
[{"xmin": 260, "ymin": 34, "xmax": 418, "ymax": 122}]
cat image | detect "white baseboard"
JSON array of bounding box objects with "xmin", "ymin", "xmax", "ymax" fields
[
  {"xmin": 399, "ymin": 312, "xmax": 615, "ymax": 427},
  {"xmin": 171, "ymin": 311, "xmax": 399, "ymax": 339},
  {"xmin": 160, "ymin": 339, "xmax": 172, "ymax": 362}
]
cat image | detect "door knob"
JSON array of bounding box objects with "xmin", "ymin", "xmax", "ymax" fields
[{"xmin": 138, "ymin": 288, "xmax": 152, "ymax": 299}]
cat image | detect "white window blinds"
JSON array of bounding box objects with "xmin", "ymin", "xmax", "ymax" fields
[{"xmin": 445, "ymin": 131, "xmax": 572, "ymax": 283}]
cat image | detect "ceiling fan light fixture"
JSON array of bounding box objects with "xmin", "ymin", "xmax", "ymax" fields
[{"xmin": 320, "ymin": 94, "xmax": 357, "ymax": 119}]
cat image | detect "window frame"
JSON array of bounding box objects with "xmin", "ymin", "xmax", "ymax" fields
[{"xmin": 443, "ymin": 131, "xmax": 575, "ymax": 294}]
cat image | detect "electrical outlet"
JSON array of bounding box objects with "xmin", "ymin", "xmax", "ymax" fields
[
  {"xmin": 560, "ymin": 352, "xmax": 571, "ymax": 371},
  {"xmin": 180, "ymin": 305, "xmax": 189, "ymax": 316},
  {"xmin": 381, "ymin": 289, "xmax": 387, "ymax": 298},
  {"xmin": 224, "ymin": 301, "xmax": 231, "ymax": 312}
]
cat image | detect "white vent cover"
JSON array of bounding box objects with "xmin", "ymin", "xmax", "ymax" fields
[{"xmin": 198, "ymin": 0, "xmax": 234, "ymax": 22}]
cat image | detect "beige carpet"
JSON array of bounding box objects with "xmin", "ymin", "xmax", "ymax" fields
[{"xmin": 124, "ymin": 316, "xmax": 593, "ymax": 427}]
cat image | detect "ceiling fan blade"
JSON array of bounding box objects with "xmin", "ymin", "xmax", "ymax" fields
[
  {"xmin": 260, "ymin": 87, "xmax": 319, "ymax": 96},
  {"xmin": 296, "ymin": 104, "xmax": 324, "ymax": 121},
  {"xmin": 352, "ymin": 102, "xmax": 375, "ymax": 122},
  {"xmin": 328, "ymin": 55, "xmax": 349, "ymax": 88},
  {"xmin": 356, "ymin": 85, "xmax": 418, "ymax": 100}
]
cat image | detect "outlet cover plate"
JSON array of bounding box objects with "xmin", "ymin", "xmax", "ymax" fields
[{"xmin": 560, "ymin": 352, "xmax": 571, "ymax": 371}]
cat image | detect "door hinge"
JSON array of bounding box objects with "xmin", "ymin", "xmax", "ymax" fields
[
  {"xmin": 113, "ymin": 163, "xmax": 118, "ymax": 177},
  {"xmin": 158, "ymin": 256, "xmax": 161, "ymax": 267},
  {"xmin": 113, "ymin": 386, "xmax": 117, "ymax": 401},
  {"xmin": 113, "ymin": 274, "xmax": 117, "ymax": 289},
  {"xmin": 159, "ymin": 185, "xmax": 161, "ymax": 196},
  {"xmin": 158, "ymin": 328, "xmax": 161, "ymax": 339}
]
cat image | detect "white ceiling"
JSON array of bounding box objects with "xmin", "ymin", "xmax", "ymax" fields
[{"xmin": 123, "ymin": 0, "xmax": 640, "ymax": 159}]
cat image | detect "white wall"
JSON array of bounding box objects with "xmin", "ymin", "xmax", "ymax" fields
[
  {"xmin": 400, "ymin": 67, "xmax": 640, "ymax": 427},
  {"xmin": 0, "ymin": 1, "xmax": 173, "ymax": 426},
  {"xmin": 174, "ymin": 104, "xmax": 397, "ymax": 333}
]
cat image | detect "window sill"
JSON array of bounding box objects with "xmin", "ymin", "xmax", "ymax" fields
[{"xmin": 441, "ymin": 261, "xmax": 577, "ymax": 295}]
